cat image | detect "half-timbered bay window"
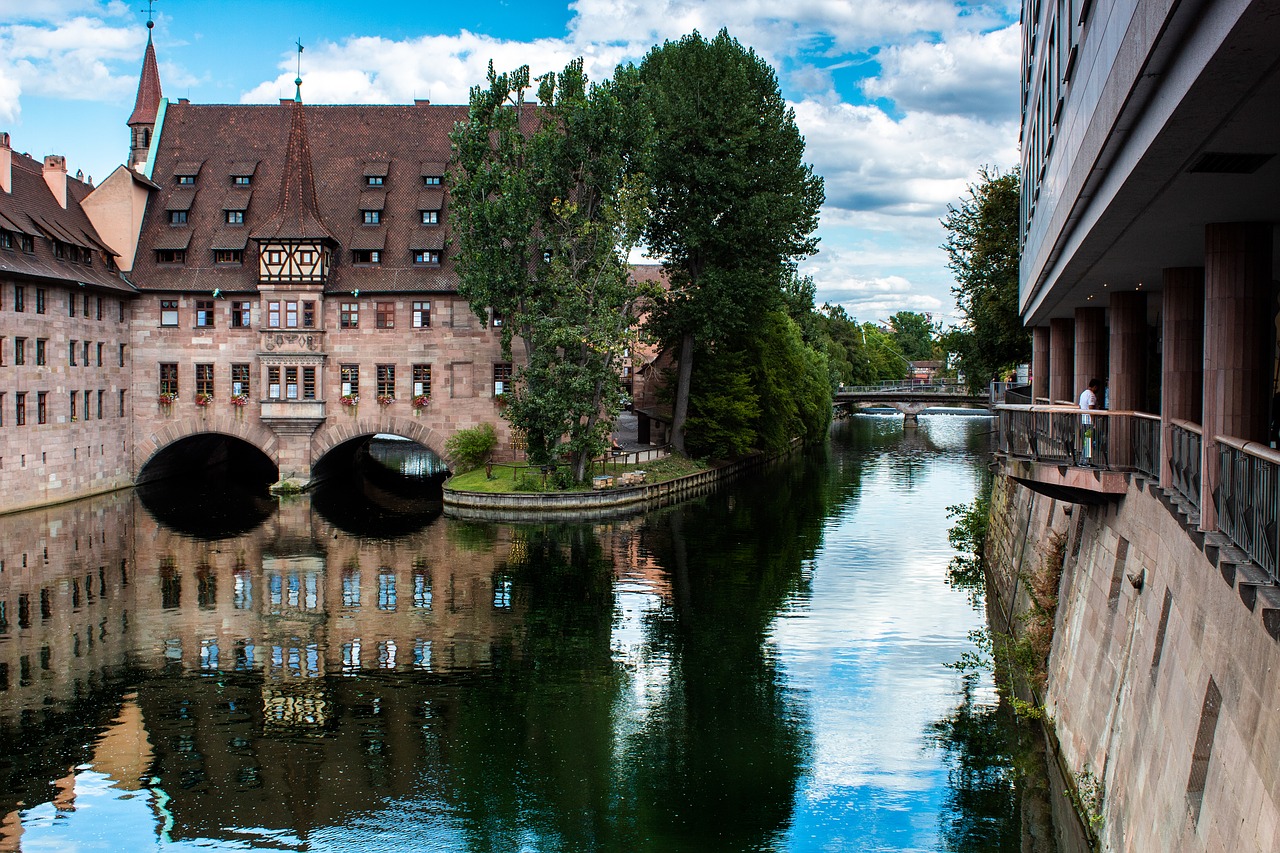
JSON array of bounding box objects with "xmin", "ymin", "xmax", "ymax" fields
[
  {"xmin": 340, "ymin": 364, "xmax": 359, "ymax": 397},
  {"xmin": 376, "ymin": 365, "xmax": 395, "ymax": 400},
  {"xmin": 412, "ymin": 301, "xmax": 430, "ymax": 328},
  {"xmin": 413, "ymin": 364, "xmax": 431, "ymax": 397},
  {"xmin": 231, "ymin": 363, "xmax": 251, "ymax": 397},
  {"xmin": 159, "ymin": 363, "xmax": 178, "ymax": 398},
  {"xmin": 286, "ymin": 301, "xmax": 299, "ymax": 328},
  {"xmin": 195, "ymin": 363, "xmax": 214, "ymax": 398},
  {"xmin": 494, "ymin": 363, "xmax": 513, "ymax": 396},
  {"xmin": 376, "ymin": 302, "xmax": 395, "ymax": 329},
  {"xmin": 340, "ymin": 302, "xmax": 359, "ymax": 328},
  {"xmin": 160, "ymin": 300, "xmax": 179, "ymax": 326},
  {"xmin": 303, "ymin": 301, "xmax": 315, "ymax": 327}
]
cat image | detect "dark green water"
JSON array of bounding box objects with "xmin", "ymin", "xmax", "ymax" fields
[{"xmin": 0, "ymin": 416, "xmax": 1085, "ymax": 851}]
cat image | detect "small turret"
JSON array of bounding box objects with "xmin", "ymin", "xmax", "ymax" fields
[{"xmin": 128, "ymin": 18, "xmax": 163, "ymax": 171}]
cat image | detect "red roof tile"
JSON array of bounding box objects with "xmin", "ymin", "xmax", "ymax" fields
[{"xmin": 128, "ymin": 37, "xmax": 162, "ymax": 127}]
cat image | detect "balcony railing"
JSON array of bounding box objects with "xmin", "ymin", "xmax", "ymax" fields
[
  {"xmin": 1168, "ymin": 419, "xmax": 1202, "ymax": 509},
  {"xmin": 1131, "ymin": 413, "xmax": 1161, "ymax": 481},
  {"xmin": 1216, "ymin": 437, "xmax": 1280, "ymax": 584},
  {"xmin": 998, "ymin": 405, "xmax": 1148, "ymax": 469}
]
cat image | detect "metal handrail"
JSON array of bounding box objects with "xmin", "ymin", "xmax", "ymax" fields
[
  {"xmin": 1168, "ymin": 420, "xmax": 1202, "ymax": 509},
  {"xmin": 1216, "ymin": 436, "xmax": 1280, "ymax": 583},
  {"xmin": 995, "ymin": 405, "xmax": 1158, "ymax": 471}
]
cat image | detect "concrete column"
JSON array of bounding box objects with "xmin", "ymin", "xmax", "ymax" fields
[
  {"xmin": 1109, "ymin": 292, "xmax": 1148, "ymax": 412},
  {"xmin": 1201, "ymin": 223, "xmax": 1273, "ymax": 531},
  {"xmin": 1049, "ymin": 317, "xmax": 1075, "ymax": 404},
  {"xmin": 1074, "ymin": 307, "xmax": 1107, "ymax": 403},
  {"xmin": 1160, "ymin": 268, "xmax": 1204, "ymax": 486},
  {"xmin": 1032, "ymin": 326, "xmax": 1050, "ymax": 402}
]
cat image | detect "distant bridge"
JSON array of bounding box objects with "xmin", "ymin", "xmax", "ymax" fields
[{"xmin": 834, "ymin": 381, "xmax": 993, "ymax": 423}]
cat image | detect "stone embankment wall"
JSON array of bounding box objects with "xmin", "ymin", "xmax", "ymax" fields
[{"xmin": 988, "ymin": 473, "xmax": 1280, "ymax": 852}]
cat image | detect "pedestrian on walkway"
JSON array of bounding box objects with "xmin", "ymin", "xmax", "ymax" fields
[{"xmin": 1079, "ymin": 378, "xmax": 1102, "ymax": 465}]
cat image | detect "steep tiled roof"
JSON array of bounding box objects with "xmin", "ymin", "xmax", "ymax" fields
[
  {"xmin": 133, "ymin": 102, "xmax": 468, "ymax": 294},
  {"xmin": 128, "ymin": 36, "xmax": 162, "ymax": 127},
  {"xmin": 0, "ymin": 150, "xmax": 134, "ymax": 294},
  {"xmin": 252, "ymin": 99, "xmax": 336, "ymax": 243}
]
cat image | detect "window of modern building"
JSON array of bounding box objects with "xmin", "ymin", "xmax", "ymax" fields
[
  {"xmin": 231, "ymin": 363, "xmax": 251, "ymax": 397},
  {"xmin": 493, "ymin": 362, "xmax": 513, "ymax": 396},
  {"xmin": 160, "ymin": 300, "xmax": 179, "ymax": 326},
  {"xmin": 413, "ymin": 364, "xmax": 431, "ymax": 397},
  {"xmin": 340, "ymin": 302, "xmax": 359, "ymax": 328},
  {"xmin": 413, "ymin": 249, "xmax": 441, "ymax": 265},
  {"xmin": 420, "ymin": 209, "xmax": 439, "ymax": 225},
  {"xmin": 231, "ymin": 301, "xmax": 251, "ymax": 328},
  {"xmin": 412, "ymin": 301, "xmax": 430, "ymax": 328},
  {"xmin": 376, "ymin": 364, "xmax": 395, "ymax": 398},
  {"xmin": 159, "ymin": 363, "xmax": 178, "ymax": 397},
  {"xmin": 35, "ymin": 338, "xmax": 46, "ymax": 366},
  {"xmin": 195, "ymin": 363, "xmax": 214, "ymax": 398},
  {"xmin": 196, "ymin": 300, "xmax": 215, "ymax": 327},
  {"xmin": 376, "ymin": 302, "xmax": 395, "ymax": 329},
  {"xmin": 340, "ymin": 364, "xmax": 359, "ymax": 396}
]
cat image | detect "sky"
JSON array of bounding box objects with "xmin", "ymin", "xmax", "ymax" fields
[{"xmin": 0, "ymin": 0, "xmax": 1021, "ymax": 325}]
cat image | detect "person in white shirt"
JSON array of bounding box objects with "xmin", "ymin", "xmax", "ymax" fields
[{"xmin": 1079, "ymin": 378, "xmax": 1101, "ymax": 464}]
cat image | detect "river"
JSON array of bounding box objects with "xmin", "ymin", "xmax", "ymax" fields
[{"xmin": 0, "ymin": 415, "xmax": 1087, "ymax": 852}]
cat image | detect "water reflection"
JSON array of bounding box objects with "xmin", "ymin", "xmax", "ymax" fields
[{"xmin": 0, "ymin": 416, "xmax": 1083, "ymax": 852}]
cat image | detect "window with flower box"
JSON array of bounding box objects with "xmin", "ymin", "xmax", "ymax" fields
[
  {"xmin": 196, "ymin": 363, "xmax": 214, "ymax": 398},
  {"xmin": 340, "ymin": 364, "xmax": 359, "ymax": 397},
  {"xmin": 159, "ymin": 363, "xmax": 178, "ymax": 398},
  {"xmin": 376, "ymin": 364, "xmax": 395, "ymax": 399}
]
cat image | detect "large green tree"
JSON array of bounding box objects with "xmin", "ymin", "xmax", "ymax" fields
[
  {"xmin": 888, "ymin": 311, "xmax": 938, "ymax": 363},
  {"xmin": 449, "ymin": 60, "xmax": 654, "ymax": 481},
  {"xmin": 638, "ymin": 30, "xmax": 825, "ymax": 454},
  {"xmin": 940, "ymin": 167, "xmax": 1027, "ymax": 388}
]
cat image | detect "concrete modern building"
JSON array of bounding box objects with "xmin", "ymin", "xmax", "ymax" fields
[{"xmin": 997, "ymin": 1, "xmax": 1280, "ymax": 850}]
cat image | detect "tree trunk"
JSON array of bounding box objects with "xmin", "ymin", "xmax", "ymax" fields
[{"xmin": 670, "ymin": 331, "xmax": 694, "ymax": 454}]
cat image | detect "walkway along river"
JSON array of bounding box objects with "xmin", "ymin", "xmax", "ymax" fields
[{"xmin": 0, "ymin": 416, "xmax": 1088, "ymax": 851}]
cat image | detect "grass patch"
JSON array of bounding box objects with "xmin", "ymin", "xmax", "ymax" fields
[{"xmin": 444, "ymin": 453, "xmax": 709, "ymax": 494}]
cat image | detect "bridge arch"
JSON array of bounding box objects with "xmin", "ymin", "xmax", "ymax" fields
[
  {"xmin": 310, "ymin": 413, "xmax": 451, "ymax": 472},
  {"xmin": 134, "ymin": 412, "xmax": 280, "ymax": 480}
]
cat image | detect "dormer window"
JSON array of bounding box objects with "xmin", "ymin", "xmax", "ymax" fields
[
  {"xmin": 169, "ymin": 210, "xmax": 188, "ymax": 225},
  {"xmin": 420, "ymin": 210, "xmax": 439, "ymax": 225},
  {"xmin": 232, "ymin": 175, "xmax": 252, "ymax": 186},
  {"xmin": 156, "ymin": 249, "xmax": 186, "ymax": 264},
  {"xmin": 19, "ymin": 235, "xmax": 34, "ymax": 253},
  {"xmin": 353, "ymin": 249, "xmax": 380, "ymax": 264},
  {"xmin": 214, "ymin": 249, "xmax": 243, "ymax": 264},
  {"xmin": 176, "ymin": 174, "xmax": 195, "ymax": 185},
  {"xmin": 53, "ymin": 241, "xmax": 66, "ymax": 259},
  {"xmin": 413, "ymin": 249, "xmax": 441, "ymax": 265},
  {"xmin": 366, "ymin": 175, "xmax": 384, "ymax": 187},
  {"xmin": 0, "ymin": 231, "xmax": 11, "ymax": 250},
  {"xmin": 226, "ymin": 210, "xmax": 244, "ymax": 224},
  {"xmin": 422, "ymin": 175, "xmax": 442, "ymax": 186},
  {"xmin": 362, "ymin": 210, "xmax": 381, "ymax": 225}
]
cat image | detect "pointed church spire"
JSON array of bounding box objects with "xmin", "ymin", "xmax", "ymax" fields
[
  {"xmin": 253, "ymin": 83, "xmax": 335, "ymax": 243},
  {"xmin": 127, "ymin": 9, "xmax": 162, "ymax": 170}
]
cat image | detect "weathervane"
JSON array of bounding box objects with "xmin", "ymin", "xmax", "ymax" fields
[
  {"xmin": 294, "ymin": 38, "xmax": 304, "ymax": 102},
  {"xmin": 142, "ymin": 0, "xmax": 157, "ymax": 36}
]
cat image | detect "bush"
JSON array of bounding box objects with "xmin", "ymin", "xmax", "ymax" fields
[{"xmin": 445, "ymin": 423, "xmax": 498, "ymax": 472}]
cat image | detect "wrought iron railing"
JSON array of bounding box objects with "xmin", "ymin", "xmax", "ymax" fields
[
  {"xmin": 1131, "ymin": 413, "xmax": 1161, "ymax": 481},
  {"xmin": 1215, "ymin": 437, "xmax": 1280, "ymax": 584},
  {"xmin": 998, "ymin": 405, "xmax": 1125, "ymax": 468},
  {"xmin": 1168, "ymin": 420, "xmax": 1202, "ymax": 509}
]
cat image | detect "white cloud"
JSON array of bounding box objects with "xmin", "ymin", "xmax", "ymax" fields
[{"xmin": 0, "ymin": 15, "xmax": 144, "ymax": 107}]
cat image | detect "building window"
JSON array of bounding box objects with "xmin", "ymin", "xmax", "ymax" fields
[
  {"xmin": 35, "ymin": 338, "xmax": 46, "ymax": 366},
  {"xmin": 119, "ymin": 300, "xmax": 125, "ymax": 322},
  {"xmin": 69, "ymin": 391, "xmax": 76, "ymax": 422},
  {"xmin": 231, "ymin": 363, "xmax": 251, "ymax": 397},
  {"xmin": 366, "ymin": 175, "xmax": 384, "ymax": 187},
  {"xmin": 232, "ymin": 173, "xmax": 252, "ymax": 185},
  {"xmin": 159, "ymin": 363, "xmax": 178, "ymax": 398},
  {"xmin": 96, "ymin": 342, "xmax": 103, "ymax": 366},
  {"xmin": 0, "ymin": 230, "xmax": 10, "ymax": 249},
  {"xmin": 53, "ymin": 241, "xmax": 66, "ymax": 259},
  {"xmin": 266, "ymin": 249, "xmax": 283, "ymax": 265},
  {"xmin": 196, "ymin": 300, "xmax": 215, "ymax": 327},
  {"xmin": 413, "ymin": 363, "xmax": 431, "ymax": 397},
  {"xmin": 19, "ymin": 234, "xmax": 33, "ymax": 253},
  {"xmin": 37, "ymin": 392, "xmax": 47, "ymax": 425},
  {"xmin": 14, "ymin": 285, "xmax": 23, "ymax": 312},
  {"xmin": 225, "ymin": 210, "xmax": 244, "ymax": 224},
  {"xmin": 362, "ymin": 210, "xmax": 381, "ymax": 225},
  {"xmin": 412, "ymin": 301, "xmax": 430, "ymax": 328},
  {"xmin": 69, "ymin": 340, "xmax": 77, "ymax": 366},
  {"xmin": 376, "ymin": 364, "xmax": 395, "ymax": 399},
  {"xmin": 298, "ymin": 250, "xmax": 315, "ymax": 265},
  {"xmin": 119, "ymin": 389, "xmax": 126, "ymax": 417},
  {"xmin": 267, "ymin": 366, "xmax": 281, "ymax": 399},
  {"xmin": 82, "ymin": 294, "xmax": 89, "ymax": 318},
  {"xmin": 15, "ymin": 392, "xmax": 25, "ymax": 426},
  {"xmin": 493, "ymin": 362, "xmax": 513, "ymax": 396},
  {"xmin": 231, "ymin": 301, "xmax": 251, "ymax": 327},
  {"xmin": 35, "ymin": 289, "xmax": 45, "ymax": 314},
  {"xmin": 14, "ymin": 337, "xmax": 24, "ymax": 365},
  {"xmin": 340, "ymin": 364, "xmax": 359, "ymax": 396},
  {"xmin": 285, "ymin": 301, "xmax": 299, "ymax": 328},
  {"xmin": 214, "ymin": 248, "xmax": 243, "ymax": 264},
  {"xmin": 420, "ymin": 209, "xmax": 439, "ymax": 225},
  {"xmin": 491, "ymin": 309, "xmax": 505, "ymax": 328},
  {"xmin": 267, "ymin": 301, "xmax": 281, "ymax": 328},
  {"xmin": 284, "ymin": 367, "xmax": 299, "ymax": 400},
  {"xmin": 422, "ymin": 175, "xmax": 442, "ymax": 186},
  {"xmin": 302, "ymin": 301, "xmax": 315, "ymax": 327},
  {"xmin": 119, "ymin": 343, "xmax": 126, "ymax": 366},
  {"xmin": 160, "ymin": 300, "xmax": 179, "ymax": 326},
  {"xmin": 352, "ymin": 249, "xmax": 380, "ymax": 264},
  {"xmin": 82, "ymin": 340, "xmax": 89, "ymax": 365},
  {"xmin": 96, "ymin": 296, "xmax": 103, "ymax": 320},
  {"xmin": 376, "ymin": 302, "xmax": 395, "ymax": 329},
  {"xmin": 176, "ymin": 174, "xmax": 195, "ymax": 185},
  {"xmin": 413, "ymin": 249, "xmax": 441, "ymax": 265},
  {"xmin": 196, "ymin": 363, "xmax": 214, "ymax": 398},
  {"xmin": 97, "ymin": 389, "xmax": 104, "ymax": 419},
  {"xmin": 340, "ymin": 302, "xmax": 359, "ymax": 328},
  {"xmin": 156, "ymin": 249, "xmax": 186, "ymax": 264},
  {"xmin": 169, "ymin": 210, "xmax": 188, "ymax": 225},
  {"xmin": 303, "ymin": 366, "xmax": 316, "ymax": 399}
]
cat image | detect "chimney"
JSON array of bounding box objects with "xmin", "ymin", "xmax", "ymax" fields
[
  {"xmin": 43, "ymin": 155, "xmax": 68, "ymax": 207},
  {"xmin": 0, "ymin": 132, "xmax": 10, "ymax": 194},
  {"xmin": 414, "ymin": 98, "xmax": 431, "ymax": 106}
]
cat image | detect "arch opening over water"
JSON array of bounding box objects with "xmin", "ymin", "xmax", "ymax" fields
[{"xmin": 311, "ymin": 434, "xmax": 449, "ymax": 537}]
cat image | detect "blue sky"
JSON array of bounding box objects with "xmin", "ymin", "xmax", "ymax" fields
[{"xmin": 0, "ymin": 0, "xmax": 1021, "ymax": 323}]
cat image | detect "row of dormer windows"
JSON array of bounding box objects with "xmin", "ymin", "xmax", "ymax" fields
[
  {"xmin": 166, "ymin": 208, "xmax": 441, "ymax": 227},
  {"xmin": 172, "ymin": 173, "xmax": 442, "ymax": 188},
  {"xmin": 155, "ymin": 248, "xmax": 441, "ymax": 266},
  {"xmin": 1, "ymin": 230, "xmax": 101, "ymax": 266}
]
